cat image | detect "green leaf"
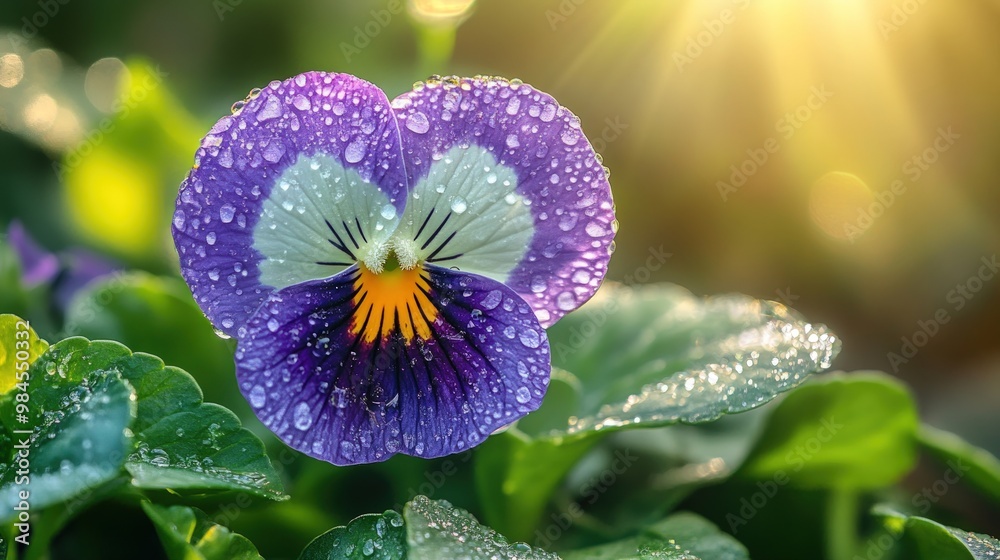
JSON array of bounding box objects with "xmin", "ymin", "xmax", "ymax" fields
[
  {"xmin": 64, "ymin": 272, "xmax": 244, "ymax": 415},
  {"xmin": 0, "ymin": 314, "xmax": 48, "ymax": 394},
  {"xmin": 475, "ymin": 427, "xmax": 595, "ymax": 545},
  {"xmin": 872, "ymin": 507, "xmax": 1000, "ymax": 559},
  {"xmin": 547, "ymin": 283, "xmax": 840, "ymax": 435},
  {"xmin": 918, "ymin": 424, "xmax": 1000, "ymax": 505},
  {"xmin": 298, "ymin": 510, "xmax": 407, "ymax": 560},
  {"xmin": 0, "ymin": 242, "xmax": 29, "ymax": 323},
  {"xmin": 477, "ymin": 283, "xmax": 840, "ymax": 540},
  {"xmin": 24, "ymin": 338, "xmax": 285, "ymax": 500},
  {"xmin": 561, "ymin": 512, "xmax": 750, "ymax": 560},
  {"xmin": 0, "ymin": 365, "xmax": 134, "ymax": 519},
  {"xmin": 737, "ymin": 372, "xmax": 919, "ymax": 488},
  {"xmin": 405, "ymin": 495, "xmax": 559, "ymax": 560},
  {"xmin": 64, "ymin": 273, "xmax": 233, "ymax": 376},
  {"xmin": 142, "ymin": 502, "xmax": 264, "ymax": 560}
]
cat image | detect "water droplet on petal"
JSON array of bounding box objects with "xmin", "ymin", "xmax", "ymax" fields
[
  {"xmin": 219, "ymin": 204, "xmax": 236, "ymax": 224},
  {"xmin": 293, "ymin": 402, "xmax": 313, "ymax": 430},
  {"xmin": 515, "ymin": 386, "xmax": 532, "ymax": 403},
  {"xmin": 450, "ymin": 197, "xmax": 468, "ymax": 214},
  {"xmin": 405, "ymin": 111, "xmax": 430, "ymax": 134},
  {"xmin": 256, "ymin": 96, "xmax": 282, "ymax": 121},
  {"xmin": 380, "ymin": 204, "xmax": 397, "ymax": 220},
  {"xmin": 249, "ymin": 386, "xmax": 266, "ymax": 408},
  {"xmin": 292, "ymin": 94, "xmax": 311, "ymax": 111},
  {"xmin": 519, "ymin": 328, "xmax": 542, "ymax": 348},
  {"xmin": 345, "ymin": 138, "xmax": 366, "ymax": 163}
]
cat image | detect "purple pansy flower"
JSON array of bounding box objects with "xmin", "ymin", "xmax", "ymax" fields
[{"xmin": 172, "ymin": 73, "xmax": 615, "ymax": 465}]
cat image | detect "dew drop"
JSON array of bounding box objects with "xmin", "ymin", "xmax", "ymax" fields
[
  {"xmin": 380, "ymin": 204, "xmax": 397, "ymax": 220},
  {"xmin": 205, "ymin": 232, "xmax": 217, "ymax": 245},
  {"xmin": 519, "ymin": 328, "xmax": 542, "ymax": 348},
  {"xmin": 585, "ymin": 221, "xmax": 607, "ymax": 237},
  {"xmin": 293, "ymin": 402, "xmax": 313, "ymax": 430},
  {"xmin": 219, "ymin": 204, "xmax": 236, "ymax": 224},
  {"xmin": 292, "ymin": 94, "xmax": 311, "ymax": 111},
  {"xmin": 515, "ymin": 386, "xmax": 532, "ymax": 404},
  {"xmin": 450, "ymin": 197, "xmax": 468, "ymax": 214},
  {"xmin": 556, "ymin": 291, "xmax": 576, "ymax": 311},
  {"xmin": 405, "ymin": 111, "xmax": 430, "ymax": 134},
  {"xmin": 256, "ymin": 96, "xmax": 281, "ymax": 121},
  {"xmin": 173, "ymin": 210, "xmax": 186, "ymax": 230},
  {"xmin": 345, "ymin": 138, "xmax": 366, "ymax": 163}
]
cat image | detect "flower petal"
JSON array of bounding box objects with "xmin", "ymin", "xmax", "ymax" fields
[
  {"xmin": 172, "ymin": 72, "xmax": 408, "ymax": 336},
  {"xmin": 391, "ymin": 77, "xmax": 616, "ymax": 327},
  {"xmin": 234, "ymin": 265, "xmax": 550, "ymax": 465},
  {"xmin": 7, "ymin": 220, "xmax": 59, "ymax": 287}
]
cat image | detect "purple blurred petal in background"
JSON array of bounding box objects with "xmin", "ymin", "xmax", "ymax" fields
[
  {"xmin": 5, "ymin": 220, "xmax": 119, "ymax": 311},
  {"xmin": 7, "ymin": 220, "xmax": 60, "ymax": 287}
]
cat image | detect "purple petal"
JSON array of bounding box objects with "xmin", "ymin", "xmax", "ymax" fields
[
  {"xmin": 172, "ymin": 72, "xmax": 408, "ymax": 337},
  {"xmin": 390, "ymin": 77, "xmax": 616, "ymax": 327},
  {"xmin": 6, "ymin": 221, "xmax": 59, "ymax": 287},
  {"xmin": 234, "ymin": 265, "xmax": 550, "ymax": 465}
]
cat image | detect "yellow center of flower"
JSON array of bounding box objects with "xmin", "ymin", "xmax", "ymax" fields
[{"xmin": 350, "ymin": 256, "xmax": 438, "ymax": 343}]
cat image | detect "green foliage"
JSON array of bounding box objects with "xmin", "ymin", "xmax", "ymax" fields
[
  {"xmin": 404, "ymin": 496, "xmax": 558, "ymax": 559},
  {"xmin": 476, "ymin": 283, "xmax": 842, "ymax": 540},
  {"xmin": 143, "ymin": 503, "xmax": 264, "ymax": 560},
  {"xmin": 918, "ymin": 424, "xmax": 1000, "ymax": 505},
  {"xmin": 872, "ymin": 507, "xmax": 1000, "ymax": 559},
  {"xmin": 0, "ymin": 315, "xmax": 285, "ymax": 557},
  {"xmin": 737, "ymin": 372, "xmax": 920, "ymax": 488},
  {"xmin": 299, "ymin": 510, "xmax": 407, "ymax": 560},
  {"xmin": 561, "ymin": 512, "xmax": 749, "ymax": 560}
]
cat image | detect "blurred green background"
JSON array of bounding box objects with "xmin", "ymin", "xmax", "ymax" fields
[{"xmin": 1, "ymin": 0, "xmax": 999, "ymax": 556}]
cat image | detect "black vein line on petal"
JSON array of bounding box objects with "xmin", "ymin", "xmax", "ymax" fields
[
  {"xmin": 420, "ymin": 302, "xmax": 476, "ymax": 423},
  {"xmin": 414, "ymin": 207, "xmax": 436, "ymax": 241},
  {"xmin": 297, "ymin": 282, "xmax": 363, "ymax": 391},
  {"xmin": 420, "ymin": 212, "xmax": 452, "ymax": 251},
  {"xmin": 342, "ymin": 220, "xmax": 361, "ymax": 250},
  {"xmin": 426, "ymin": 231, "xmax": 459, "ymax": 262},
  {"xmin": 325, "ymin": 218, "xmax": 356, "ymax": 260},
  {"xmin": 426, "ymin": 252, "xmax": 465, "ymax": 264},
  {"xmin": 355, "ymin": 217, "xmax": 368, "ymax": 244},
  {"xmin": 434, "ymin": 298, "xmax": 508, "ymax": 411}
]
